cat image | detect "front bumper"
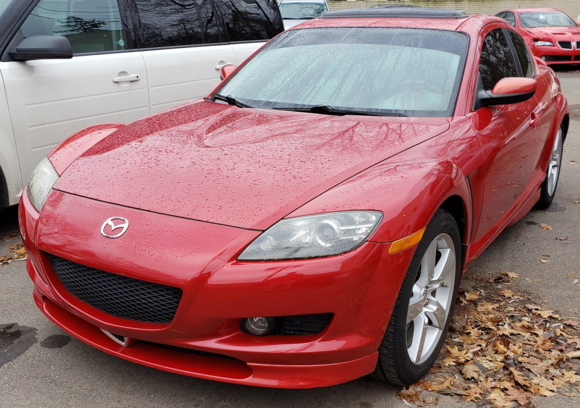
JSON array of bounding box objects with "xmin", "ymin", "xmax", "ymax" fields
[
  {"xmin": 20, "ymin": 189, "xmax": 415, "ymax": 388},
  {"xmin": 532, "ymin": 44, "xmax": 580, "ymax": 65}
]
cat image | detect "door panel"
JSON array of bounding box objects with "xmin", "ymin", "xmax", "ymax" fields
[
  {"xmin": 473, "ymin": 28, "xmax": 545, "ymax": 243},
  {"xmin": 142, "ymin": 45, "xmax": 237, "ymax": 114},
  {"xmin": 2, "ymin": 53, "xmax": 149, "ymax": 184}
]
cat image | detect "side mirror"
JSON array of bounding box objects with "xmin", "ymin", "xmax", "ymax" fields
[
  {"xmin": 220, "ymin": 64, "xmax": 237, "ymax": 81},
  {"xmin": 9, "ymin": 35, "xmax": 73, "ymax": 61},
  {"xmin": 476, "ymin": 78, "xmax": 537, "ymax": 108}
]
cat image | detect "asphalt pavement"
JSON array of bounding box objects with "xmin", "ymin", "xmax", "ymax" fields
[{"xmin": 1, "ymin": 69, "xmax": 580, "ymax": 408}]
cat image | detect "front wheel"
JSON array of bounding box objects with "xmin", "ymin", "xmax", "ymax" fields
[
  {"xmin": 535, "ymin": 126, "xmax": 564, "ymax": 209},
  {"xmin": 374, "ymin": 209, "xmax": 461, "ymax": 386}
]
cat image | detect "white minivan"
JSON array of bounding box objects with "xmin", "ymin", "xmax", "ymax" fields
[{"xmin": 0, "ymin": 0, "xmax": 283, "ymax": 209}]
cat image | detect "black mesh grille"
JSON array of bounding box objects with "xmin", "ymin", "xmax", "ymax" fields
[
  {"xmin": 575, "ymin": 55, "xmax": 580, "ymax": 61},
  {"xmin": 544, "ymin": 55, "xmax": 572, "ymax": 62},
  {"xmin": 558, "ymin": 41, "xmax": 572, "ymax": 49},
  {"xmin": 577, "ymin": 41, "xmax": 580, "ymax": 50},
  {"xmin": 47, "ymin": 254, "xmax": 182, "ymax": 324},
  {"xmin": 277, "ymin": 313, "xmax": 333, "ymax": 335}
]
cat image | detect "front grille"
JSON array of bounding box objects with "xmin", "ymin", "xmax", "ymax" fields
[
  {"xmin": 277, "ymin": 313, "xmax": 333, "ymax": 335},
  {"xmin": 558, "ymin": 41, "xmax": 572, "ymax": 49},
  {"xmin": 575, "ymin": 55, "xmax": 580, "ymax": 61},
  {"xmin": 577, "ymin": 41, "xmax": 580, "ymax": 50},
  {"xmin": 47, "ymin": 254, "xmax": 182, "ymax": 324},
  {"xmin": 544, "ymin": 55, "xmax": 572, "ymax": 62}
]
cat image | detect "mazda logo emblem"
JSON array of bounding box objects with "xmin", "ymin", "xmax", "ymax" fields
[{"xmin": 101, "ymin": 217, "xmax": 129, "ymax": 239}]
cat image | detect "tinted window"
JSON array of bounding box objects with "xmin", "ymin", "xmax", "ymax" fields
[
  {"xmin": 218, "ymin": 28, "xmax": 469, "ymax": 117},
  {"xmin": 479, "ymin": 29, "xmax": 518, "ymax": 91},
  {"xmin": 0, "ymin": 0, "xmax": 17, "ymax": 19},
  {"xmin": 220, "ymin": 0, "xmax": 283, "ymax": 42},
  {"xmin": 503, "ymin": 11, "xmax": 516, "ymax": 27},
  {"xmin": 279, "ymin": 3, "xmax": 327, "ymax": 20},
  {"xmin": 135, "ymin": 0, "xmax": 223, "ymax": 48},
  {"xmin": 21, "ymin": 0, "xmax": 127, "ymax": 54},
  {"xmin": 508, "ymin": 30, "xmax": 533, "ymax": 78}
]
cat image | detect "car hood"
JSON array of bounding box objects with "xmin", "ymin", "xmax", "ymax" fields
[
  {"xmin": 54, "ymin": 100, "xmax": 449, "ymax": 230},
  {"xmin": 526, "ymin": 26, "xmax": 580, "ymax": 37}
]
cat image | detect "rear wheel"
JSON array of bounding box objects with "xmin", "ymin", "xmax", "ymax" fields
[
  {"xmin": 535, "ymin": 127, "xmax": 563, "ymax": 210},
  {"xmin": 374, "ymin": 209, "xmax": 461, "ymax": 386}
]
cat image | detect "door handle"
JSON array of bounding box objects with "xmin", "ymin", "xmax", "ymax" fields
[
  {"xmin": 215, "ymin": 61, "xmax": 234, "ymax": 71},
  {"xmin": 112, "ymin": 74, "xmax": 140, "ymax": 83},
  {"xmin": 529, "ymin": 112, "xmax": 538, "ymax": 129}
]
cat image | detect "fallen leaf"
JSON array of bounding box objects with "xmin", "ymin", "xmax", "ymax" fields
[
  {"xmin": 397, "ymin": 386, "xmax": 423, "ymax": 404},
  {"xmin": 567, "ymin": 351, "xmax": 580, "ymax": 358},
  {"xmin": 510, "ymin": 368, "xmax": 533, "ymax": 388},
  {"xmin": 487, "ymin": 389, "xmax": 516, "ymax": 407},
  {"xmin": 533, "ymin": 309, "xmax": 561, "ymax": 319},
  {"xmin": 504, "ymin": 384, "xmax": 534, "ymax": 406},
  {"xmin": 540, "ymin": 223, "xmax": 553, "ymax": 230},
  {"xmin": 570, "ymin": 160, "xmax": 577, "ymax": 165},
  {"xmin": 502, "ymin": 271, "xmax": 519, "ymax": 279},
  {"xmin": 556, "ymin": 236, "xmax": 568, "ymax": 240},
  {"xmin": 540, "ymin": 259, "xmax": 550, "ymax": 263},
  {"xmin": 462, "ymin": 363, "xmax": 482, "ymax": 381},
  {"xmin": 465, "ymin": 385, "xmax": 485, "ymax": 402},
  {"xmin": 500, "ymin": 289, "xmax": 514, "ymax": 298},
  {"xmin": 574, "ymin": 200, "xmax": 580, "ymax": 204},
  {"xmin": 464, "ymin": 291, "xmax": 481, "ymax": 302},
  {"xmin": 569, "ymin": 273, "xmax": 578, "ymax": 278}
]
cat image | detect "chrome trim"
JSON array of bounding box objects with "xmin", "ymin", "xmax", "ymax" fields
[
  {"xmin": 100, "ymin": 217, "xmax": 129, "ymax": 238},
  {"xmin": 100, "ymin": 329, "xmax": 135, "ymax": 347}
]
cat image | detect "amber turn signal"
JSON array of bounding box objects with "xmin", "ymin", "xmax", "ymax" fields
[{"xmin": 388, "ymin": 227, "xmax": 426, "ymax": 254}]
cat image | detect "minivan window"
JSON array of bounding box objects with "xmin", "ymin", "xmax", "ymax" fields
[
  {"xmin": 279, "ymin": 3, "xmax": 327, "ymax": 20},
  {"xmin": 218, "ymin": 28, "xmax": 469, "ymax": 117},
  {"xmin": 220, "ymin": 0, "xmax": 283, "ymax": 42},
  {"xmin": 0, "ymin": 0, "xmax": 17, "ymax": 19},
  {"xmin": 21, "ymin": 0, "xmax": 126, "ymax": 54},
  {"xmin": 135, "ymin": 0, "xmax": 223, "ymax": 48}
]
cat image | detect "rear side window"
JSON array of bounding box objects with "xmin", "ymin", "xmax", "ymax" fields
[
  {"xmin": 21, "ymin": 0, "xmax": 127, "ymax": 54},
  {"xmin": 479, "ymin": 29, "xmax": 518, "ymax": 91},
  {"xmin": 508, "ymin": 30, "xmax": 533, "ymax": 78},
  {"xmin": 220, "ymin": 0, "xmax": 283, "ymax": 42},
  {"xmin": 503, "ymin": 12, "xmax": 516, "ymax": 27},
  {"xmin": 134, "ymin": 0, "xmax": 224, "ymax": 48}
]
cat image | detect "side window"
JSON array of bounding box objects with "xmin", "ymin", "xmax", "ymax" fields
[
  {"xmin": 479, "ymin": 29, "xmax": 519, "ymax": 91},
  {"xmin": 508, "ymin": 31, "xmax": 533, "ymax": 78},
  {"xmin": 134, "ymin": 0, "xmax": 223, "ymax": 48},
  {"xmin": 503, "ymin": 12, "xmax": 517, "ymax": 27},
  {"xmin": 219, "ymin": 0, "xmax": 283, "ymax": 42},
  {"xmin": 21, "ymin": 0, "xmax": 127, "ymax": 54}
]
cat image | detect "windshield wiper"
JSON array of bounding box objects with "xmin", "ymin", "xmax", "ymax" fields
[
  {"xmin": 212, "ymin": 93, "xmax": 253, "ymax": 108},
  {"xmin": 272, "ymin": 105, "xmax": 407, "ymax": 117}
]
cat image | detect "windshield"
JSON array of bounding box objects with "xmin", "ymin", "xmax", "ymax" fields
[
  {"xmin": 279, "ymin": 3, "xmax": 327, "ymax": 19},
  {"xmin": 520, "ymin": 12, "xmax": 577, "ymax": 28},
  {"xmin": 216, "ymin": 28, "xmax": 469, "ymax": 118},
  {"xmin": 0, "ymin": 0, "xmax": 16, "ymax": 19}
]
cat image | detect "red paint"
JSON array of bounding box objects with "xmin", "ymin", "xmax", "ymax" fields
[
  {"xmin": 19, "ymin": 13, "xmax": 570, "ymax": 388},
  {"xmin": 492, "ymin": 78, "xmax": 537, "ymax": 95}
]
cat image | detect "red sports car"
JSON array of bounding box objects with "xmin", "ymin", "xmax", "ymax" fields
[
  {"xmin": 496, "ymin": 8, "xmax": 580, "ymax": 65},
  {"xmin": 20, "ymin": 6, "xmax": 569, "ymax": 388}
]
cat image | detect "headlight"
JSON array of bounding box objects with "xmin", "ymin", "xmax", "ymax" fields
[
  {"xmin": 534, "ymin": 40, "xmax": 554, "ymax": 46},
  {"xmin": 27, "ymin": 157, "xmax": 59, "ymax": 212},
  {"xmin": 238, "ymin": 211, "xmax": 383, "ymax": 261}
]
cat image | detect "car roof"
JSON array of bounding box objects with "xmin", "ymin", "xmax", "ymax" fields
[{"xmin": 292, "ymin": 8, "xmax": 503, "ymax": 34}]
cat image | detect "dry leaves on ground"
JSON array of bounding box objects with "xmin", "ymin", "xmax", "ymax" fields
[
  {"xmin": 539, "ymin": 223, "xmax": 553, "ymax": 231},
  {"xmin": 0, "ymin": 244, "xmax": 28, "ymax": 265},
  {"xmin": 397, "ymin": 272, "xmax": 580, "ymax": 407}
]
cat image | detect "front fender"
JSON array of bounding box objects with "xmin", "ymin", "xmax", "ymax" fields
[
  {"xmin": 48, "ymin": 124, "xmax": 126, "ymax": 175},
  {"xmin": 287, "ymin": 159, "xmax": 471, "ymax": 244}
]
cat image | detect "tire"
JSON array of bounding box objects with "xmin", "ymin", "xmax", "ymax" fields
[
  {"xmin": 374, "ymin": 209, "xmax": 461, "ymax": 386},
  {"xmin": 535, "ymin": 126, "xmax": 564, "ymax": 210}
]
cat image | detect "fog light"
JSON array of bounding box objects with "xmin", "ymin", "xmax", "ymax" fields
[
  {"xmin": 244, "ymin": 317, "xmax": 276, "ymax": 336},
  {"xmin": 541, "ymin": 56, "xmax": 546, "ymax": 60}
]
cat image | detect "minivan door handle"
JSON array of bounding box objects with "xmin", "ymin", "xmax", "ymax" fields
[
  {"xmin": 112, "ymin": 74, "xmax": 140, "ymax": 83},
  {"xmin": 215, "ymin": 61, "xmax": 234, "ymax": 70}
]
